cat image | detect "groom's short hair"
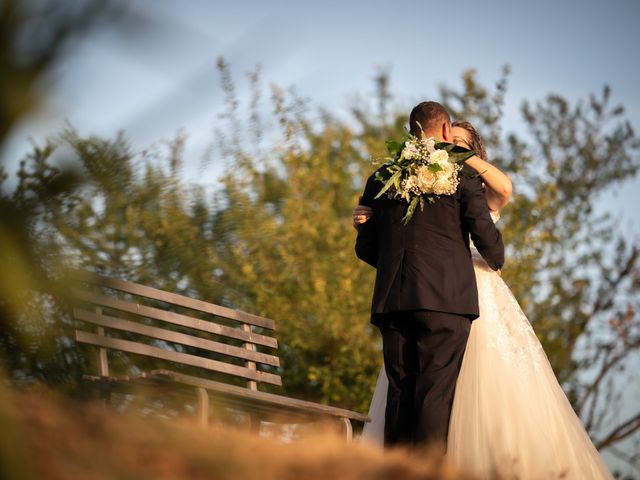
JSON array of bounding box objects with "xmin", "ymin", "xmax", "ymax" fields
[{"xmin": 409, "ymin": 101, "xmax": 450, "ymax": 137}]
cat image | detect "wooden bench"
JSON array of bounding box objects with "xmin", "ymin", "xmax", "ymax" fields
[{"xmin": 72, "ymin": 272, "xmax": 369, "ymax": 440}]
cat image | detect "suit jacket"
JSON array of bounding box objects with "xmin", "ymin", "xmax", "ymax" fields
[{"xmin": 355, "ymin": 166, "xmax": 504, "ymax": 322}]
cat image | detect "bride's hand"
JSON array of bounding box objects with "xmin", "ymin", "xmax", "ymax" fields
[{"xmin": 352, "ymin": 205, "xmax": 373, "ymax": 229}]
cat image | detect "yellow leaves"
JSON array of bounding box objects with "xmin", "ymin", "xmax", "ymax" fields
[
  {"xmin": 313, "ymin": 277, "xmax": 326, "ymax": 295},
  {"xmin": 241, "ymin": 262, "xmax": 256, "ymax": 281}
]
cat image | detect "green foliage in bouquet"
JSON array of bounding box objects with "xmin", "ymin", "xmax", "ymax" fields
[{"xmin": 374, "ymin": 134, "xmax": 476, "ymax": 224}]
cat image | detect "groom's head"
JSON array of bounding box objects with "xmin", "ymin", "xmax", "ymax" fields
[{"xmin": 409, "ymin": 101, "xmax": 451, "ymax": 141}]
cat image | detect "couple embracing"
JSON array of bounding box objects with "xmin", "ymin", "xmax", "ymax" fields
[{"xmin": 354, "ymin": 101, "xmax": 612, "ymax": 479}]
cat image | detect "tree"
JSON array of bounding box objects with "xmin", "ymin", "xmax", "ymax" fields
[
  {"xmin": 0, "ymin": 0, "xmax": 134, "ymax": 387},
  {"xmin": 208, "ymin": 64, "xmax": 383, "ymax": 408},
  {"xmin": 1, "ymin": 129, "xmax": 231, "ymax": 390}
]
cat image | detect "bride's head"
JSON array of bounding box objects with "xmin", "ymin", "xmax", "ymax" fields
[{"xmin": 452, "ymin": 121, "xmax": 487, "ymax": 161}]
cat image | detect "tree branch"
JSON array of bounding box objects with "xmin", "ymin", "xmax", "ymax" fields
[
  {"xmin": 595, "ymin": 413, "xmax": 640, "ymax": 450},
  {"xmin": 606, "ymin": 444, "xmax": 640, "ymax": 476}
]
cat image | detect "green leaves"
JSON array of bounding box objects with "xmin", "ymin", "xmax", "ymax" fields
[
  {"xmin": 374, "ymin": 168, "xmax": 401, "ymax": 199},
  {"xmin": 385, "ymin": 139, "xmax": 404, "ymax": 156},
  {"xmin": 435, "ymin": 141, "xmax": 477, "ymax": 164},
  {"xmin": 402, "ymin": 196, "xmax": 421, "ymax": 225}
]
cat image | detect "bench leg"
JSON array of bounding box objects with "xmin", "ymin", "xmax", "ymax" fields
[
  {"xmin": 196, "ymin": 387, "xmax": 209, "ymax": 427},
  {"xmin": 341, "ymin": 417, "xmax": 353, "ymax": 442},
  {"xmin": 248, "ymin": 413, "xmax": 261, "ymax": 434}
]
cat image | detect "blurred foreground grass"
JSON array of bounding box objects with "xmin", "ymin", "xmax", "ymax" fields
[{"xmin": 0, "ymin": 382, "xmax": 471, "ymax": 480}]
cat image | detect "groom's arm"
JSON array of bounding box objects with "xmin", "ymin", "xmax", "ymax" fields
[
  {"xmin": 355, "ymin": 174, "xmax": 379, "ymax": 268},
  {"xmin": 460, "ymin": 174, "xmax": 505, "ymax": 271}
]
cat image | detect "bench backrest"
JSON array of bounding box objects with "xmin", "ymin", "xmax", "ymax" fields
[{"xmin": 73, "ymin": 274, "xmax": 282, "ymax": 390}]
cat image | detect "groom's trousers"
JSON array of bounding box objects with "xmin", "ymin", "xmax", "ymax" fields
[{"xmin": 376, "ymin": 310, "xmax": 471, "ymax": 449}]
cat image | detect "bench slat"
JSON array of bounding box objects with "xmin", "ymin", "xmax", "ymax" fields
[
  {"xmin": 74, "ymin": 308, "xmax": 280, "ymax": 367},
  {"xmin": 75, "ymin": 331, "xmax": 282, "ymax": 386},
  {"xmin": 148, "ymin": 370, "xmax": 369, "ymax": 422},
  {"xmin": 73, "ymin": 289, "xmax": 278, "ymax": 349},
  {"xmin": 82, "ymin": 370, "xmax": 369, "ymax": 422},
  {"xmin": 82, "ymin": 274, "xmax": 275, "ymax": 330}
]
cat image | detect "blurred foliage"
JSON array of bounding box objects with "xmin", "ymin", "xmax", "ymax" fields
[
  {"xmin": 0, "ymin": 0, "xmax": 126, "ymax": 148},
  {"xmin": 0, "ymin": 29, "xmax": 639, "ymax": 469},
  {"xmin": 0, "ymin": 0, "xmax": 132, "ymax": 392},
  {"xmin": 0, "ymin": 385, "xmax": 470, "ymax": 480}
]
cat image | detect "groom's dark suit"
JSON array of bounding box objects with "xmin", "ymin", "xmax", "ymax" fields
[{"xmin": 356, "ymin": 165, "xmax": 504, "ymax": 447}]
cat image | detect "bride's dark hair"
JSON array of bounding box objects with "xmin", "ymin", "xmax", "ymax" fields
[{"xmin": 452, "ymin": 121, "xmax": 487, "ymax": 161}]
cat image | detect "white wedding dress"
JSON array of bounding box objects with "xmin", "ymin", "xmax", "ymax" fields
[{"xmin": 361, "ymin": 213, "xmax": 612, "ymax": 479}]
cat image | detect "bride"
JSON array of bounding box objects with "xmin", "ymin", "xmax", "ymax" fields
[{"xmin": 352, "ymin": 121, "xmax": 612, "ymax": 479}]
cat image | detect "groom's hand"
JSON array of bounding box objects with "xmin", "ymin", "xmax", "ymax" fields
[{"xmin": 352, "ymin": 205, "xmax": 373, "ymax": 229}]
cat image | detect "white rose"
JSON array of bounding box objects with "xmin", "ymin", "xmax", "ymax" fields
[
  {"xmin": 416, "ymin": 166, "xmax": 435, "ymax": 191},
  {"xmin": 439, "ymin": 161, "xmax": 455, "ymax": 176},
  {"xmin": 432, "ymin": 176, "xmax": 454, "ymax": 195},
  {"xmin": 429, "ymin": 149, "xmax": 449, "ymax": 166}
]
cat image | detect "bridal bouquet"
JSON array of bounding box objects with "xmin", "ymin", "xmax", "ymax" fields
[{"xmin": 375, "ymin": 135, "xmax": 475, "ymax": 224}]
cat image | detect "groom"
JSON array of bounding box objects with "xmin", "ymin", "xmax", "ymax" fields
[{"xmin": 355, "ymin": 101, "xmax": 504, "ymax": 449}]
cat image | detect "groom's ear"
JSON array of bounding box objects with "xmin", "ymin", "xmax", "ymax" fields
[{"xmin": 441, "ymin": 122, "xmax": 452, "ymax": 142}]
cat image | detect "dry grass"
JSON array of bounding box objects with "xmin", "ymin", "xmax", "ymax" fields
[{"xmin": 0, "ymin": 384, "xmax": 474, "ymax": 480}]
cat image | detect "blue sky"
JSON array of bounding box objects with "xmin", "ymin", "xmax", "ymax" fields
[
  {"xmin": 2, "ymin": 0, "xmax": 639, "ymax": 473},
  {"xmin": 4, "ymin": 0, "xmax": 639, "ymax": 233},
  {"xmin": 4, "ymin": 0, "xmax": 640, "ymax": 184}
]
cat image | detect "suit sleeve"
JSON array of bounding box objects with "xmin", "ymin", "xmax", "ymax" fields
[
  {"xmin": 460, "ymin": 174, "xmax": 505, "ymax": 271},
  {"xmin": 354, "ymin": 174, "xmax": 379, "ymax": 268}
]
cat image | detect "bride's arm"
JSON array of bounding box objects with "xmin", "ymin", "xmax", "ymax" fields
[{"xmin": 465, "ymin": 155, "xmax": 512, "ymax": 212}]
